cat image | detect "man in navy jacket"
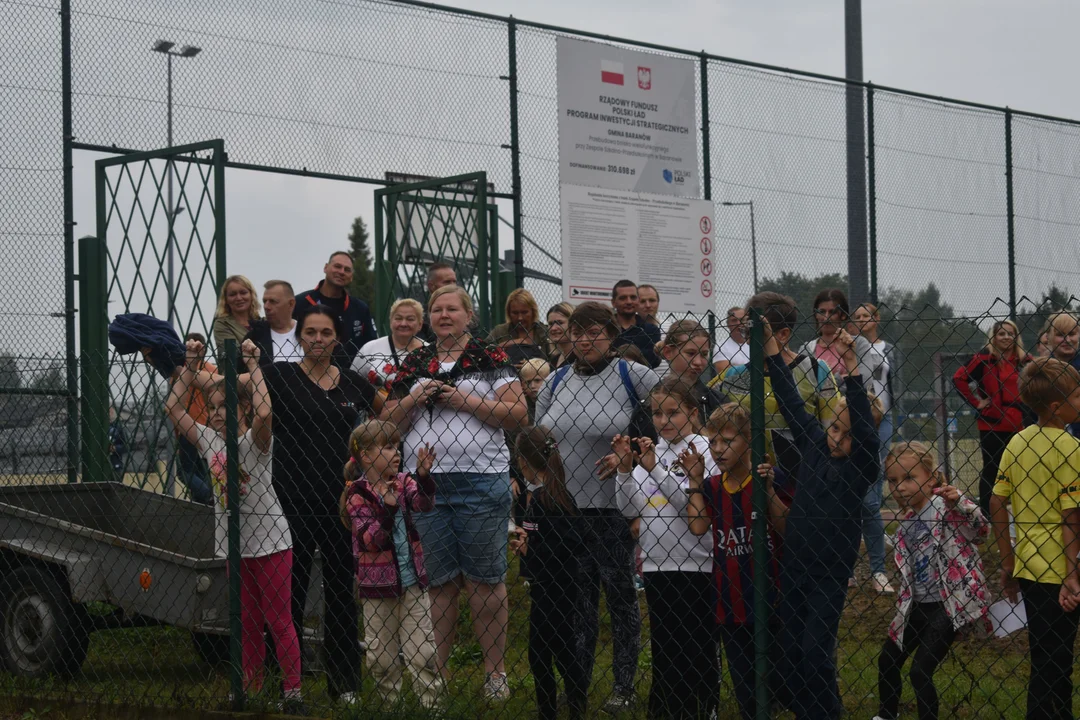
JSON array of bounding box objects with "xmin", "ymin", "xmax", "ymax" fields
[
  {"xmin": 293, "ymin": 251, "xmax": 377, "ymax": 367},
  {"xmin": 611, "ymin": 279, "xmax": 661, "ymax": 368}
]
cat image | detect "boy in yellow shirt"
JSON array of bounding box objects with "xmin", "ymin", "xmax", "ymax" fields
[{"xmin": 991, "ymin": 357, "xmax": 1080, "ymax": 720}]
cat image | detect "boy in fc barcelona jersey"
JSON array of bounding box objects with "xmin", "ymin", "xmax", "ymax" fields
[{"xmin": 686, "ymin": 402, "xmax": 789, "ymax": 720}]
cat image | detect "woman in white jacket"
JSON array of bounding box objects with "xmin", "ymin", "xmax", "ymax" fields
[{"xmin": 614, "ymin": 376, "xmax": 719, "ymax": 719}]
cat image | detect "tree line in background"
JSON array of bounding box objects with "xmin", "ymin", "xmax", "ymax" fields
[{"xmin": 759, "ymin": 271, "xmax": 1077, "ymax": 418}]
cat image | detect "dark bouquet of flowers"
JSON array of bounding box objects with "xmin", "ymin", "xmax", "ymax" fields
[{"xmin": 388, "ymin": 338, "xmax": 511, "ymax": 408}]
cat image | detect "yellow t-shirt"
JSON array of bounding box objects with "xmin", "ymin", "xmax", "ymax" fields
[{"xmin": 993, "ymin": 425, "xmax": 1080, "ymax": 584}]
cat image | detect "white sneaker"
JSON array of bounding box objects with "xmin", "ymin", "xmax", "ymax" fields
[
  {"xmin": 483, "ymin": 671, "xmax": 510, "ymax": 701},
  {"xmin": 872, "ymin": 572, "xmax": 895, "ymax": 594},
  {"xmin": 337, "ymin": 691, "xmax": 359, "ymax": 706}
]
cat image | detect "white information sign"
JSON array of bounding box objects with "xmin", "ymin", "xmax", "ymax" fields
[
  {"xmin": 557, "ymin": 36, "xmax": 699, "ymax": 197},
  {"xmin": 561, "ymin": 185, "xmax": 715, "ymax": 315}
]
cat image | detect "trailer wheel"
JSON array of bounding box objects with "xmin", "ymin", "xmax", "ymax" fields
[
  {"xmin": 0, "ymin": 567, "xmax": 88, "ymax": 678},
  {"xmin": 191, "ymin": 631, "xmax": 230, "ymax": 667}
]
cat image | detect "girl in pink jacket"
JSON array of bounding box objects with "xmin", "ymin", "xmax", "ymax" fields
[{"xmin": 339, "ymin": 420, "xmax": 443, "ymax": 708}]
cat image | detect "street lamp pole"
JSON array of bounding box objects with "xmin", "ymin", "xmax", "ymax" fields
[
  {"xmin": 722, "ymin": 201, "xmax": 758, "ymax": 293},
  {"xmin": 151, "ymin": 40, "xmax": 201, "ymax": 329}
]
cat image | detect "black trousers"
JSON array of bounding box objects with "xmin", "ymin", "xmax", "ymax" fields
[
  {"xmin": 643, "ymin": 572, "xmax": 719, "ymax": 719},
  {"xmin": 774, "ymin": 573, "xmax": 848, "ymax": 720},
  {"xmin": 279, "ymin": 494, "xmax": 360, "ymax": 698},
  {"xmin": 576, "ymin": 510, "xmax": 641, "ymax": 697},
  {"xmin": 529, "ymin": 580, "xmax": 587, "ymax": 720},
  {"xmin": 877, "ymin": 601, "xmax": 956, "ymax": 720},
  {"xmin": 977, "ymin": 430, "xmax": 1013, "ymax": 515},
  {"xmin": 719, "ymin": 621, "xmax": 785, "ymax": 720},
  {"xmin": 1019, "ymin": 579, "xmax": 1080, "ymax": 720}
]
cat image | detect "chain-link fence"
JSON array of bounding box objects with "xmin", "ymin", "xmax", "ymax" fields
[
  {"xmin": 4, "ymin": 0, "xmax": 1080, "ymax": 717},
  {"xmin": 2, "ymin": 304, "xmax": 1078, "ymax": 720}
]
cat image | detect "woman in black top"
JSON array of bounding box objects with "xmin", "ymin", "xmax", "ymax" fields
[{"xmin": 261, "ymin": 304, "xmax": 382, "ymax": 702}]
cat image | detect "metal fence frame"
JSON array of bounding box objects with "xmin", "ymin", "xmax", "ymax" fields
[{"xmin": 49, "ymin": 2, "xmax": 1080, "ymax": 471}]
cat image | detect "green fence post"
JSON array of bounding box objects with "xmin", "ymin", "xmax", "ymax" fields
[
  {"xmin": 212, "ymin": 140, "xmax": 228, "ymax": 306},
  {"xmin": 489, "ymin": 206, "xmax": 505, "ymax": 325},
  {"xmin": 867, "ymin": 82, "xmax": 878, "ymax": 304},
  {"xmin": 223, "ymin": 339, "xmax": 244, "ymax": 709},
  {"xmin": 508, "ymin": 16, "xmax": 525, "ymax": 289},
  {"xmin": 78, "ymin": 235, "xmax": 109, "ymax": 484},
  {"xmin": 1005, "ymin": 107, "xmax": 1016, "ymax": 319},
  {"xmin": 700, "ymin": 51, "xmax": 718, "ymax": 348},
  {"xmin": 477, "ymin": 175, "xmax": 491, "ymax": 331},
  {"xmin": 748, "ymin": 308, "xmax": 769, "ymax": 720},
  {"xmin": 61, "ymin": 0, "xmax": 78, "ymax": 484}
]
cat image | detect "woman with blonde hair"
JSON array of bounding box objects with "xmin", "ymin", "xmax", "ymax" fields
[
  {"xmin": 488, "ymin": 288, "xmax": 548, "ymax": 349},
  {"xmin": 387, "ymin": 284, "xmax": 528, "ymax": 700},
  {"xmin": 851, "ymin": 302, "xmax": 901, "ymax": 595},
  {"xmin": 213, "ymin": 275, "xmax": 262, "ymax": 349},
  {"xmin": 952, "ymin": 318, "xmax": 1032, "ymax": 514}
]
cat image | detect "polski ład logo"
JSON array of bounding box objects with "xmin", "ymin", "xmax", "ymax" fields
[{"xmin": 662, "ymin": 169, "xmax": 673, "ymax": 183}]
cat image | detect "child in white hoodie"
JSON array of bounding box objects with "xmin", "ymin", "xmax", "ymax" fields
[{"xmin": 614, "ymin": 376, "xmax": 718, "ymax": 719}]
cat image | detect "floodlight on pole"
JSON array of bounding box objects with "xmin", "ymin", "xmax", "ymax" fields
[{"xmin": 151, "ymin": 39, "xmax": 201, "ymax": 329}]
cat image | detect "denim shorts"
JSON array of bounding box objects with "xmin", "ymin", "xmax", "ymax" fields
[{"xmin": 414, "ymin": 472, "xmax": 512, "ymax": 586}]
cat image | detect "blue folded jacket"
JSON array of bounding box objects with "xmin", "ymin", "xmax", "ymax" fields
[{"xmin": 108, "ymin": 313, "xmax": 185, "ymax": 378}]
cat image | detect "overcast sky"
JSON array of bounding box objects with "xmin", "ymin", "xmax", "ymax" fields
[{"xmin": 56, "ymin": 0, "xmax": 1080, "ymax": 351}]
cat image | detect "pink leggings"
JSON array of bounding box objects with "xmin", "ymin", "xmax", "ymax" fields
[{"xmin": 239, "ymin": 549, "xmax": 301, "ymax": 694}]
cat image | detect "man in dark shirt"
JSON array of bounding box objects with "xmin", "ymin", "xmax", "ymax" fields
[
  {"xmin": 293, "ymin": 251, "xmax": 377, "ymax": 366},
  {"xmin": 611, "ymin": 279, "xmax": 661, "ymax": 368}
]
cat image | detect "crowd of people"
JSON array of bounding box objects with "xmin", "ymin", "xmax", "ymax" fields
[{"xmin": 144, "ymin": 249, "xmax": 1080, "ymax": 719}]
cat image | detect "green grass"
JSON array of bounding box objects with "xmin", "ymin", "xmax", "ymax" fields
[{"xmin": 1, "ymin": 439, "xmax": 1071, "ymax": 718}]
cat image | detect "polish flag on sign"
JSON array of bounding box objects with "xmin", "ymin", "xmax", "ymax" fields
[{"xmin": 600, "ymin": 59, "xmax": 625, "ymax": 85}]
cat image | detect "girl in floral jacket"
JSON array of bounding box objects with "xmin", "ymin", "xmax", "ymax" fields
[
  {"xmin": 874, "ymin": 441, "xmax": 991, "ymax": 720},
  {"xmin": 339, "ymin": 420, "xmax": 443, "ymax": 708}
]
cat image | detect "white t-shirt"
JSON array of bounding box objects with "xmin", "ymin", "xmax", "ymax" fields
[
  {"xmin": 616, "ymin": 434, "xmax": 718, "ymax": 573},
  {"xmin": 194, "ymin": 425, "xmax": 292, "ymax": 559},
  {"xmin": 403, "ymin": 362, "xmax": 517, "ymax": 475},
  {"xmin": 270, "ymin": 323, "xmax": 302, "ymax": 363},
  {"xmin": 872, "ymin": 340, "xmax": 892, "ymax": 413},
  {"xmin": 352, "ymin": 336, "xmax": 426, "ymax": 387},
  {"xmin": 715, "ymin": 336, "xmax": 750, "ymax": 366}
]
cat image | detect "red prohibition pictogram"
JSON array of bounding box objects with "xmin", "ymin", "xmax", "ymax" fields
[
  {"xmin": 701, "ymin": 279, "xmax": 713, "ymax": 298},
  {"xmin": 700, "ymin": 237, "xmax": 712, "ymax": 255},
  {"xmin": 699, "ymin": 216, "xmax": 712, "ymax": 234},
  {"xmin": 701, "ymin": 258, "xmax": 713, "ymax": 276}
]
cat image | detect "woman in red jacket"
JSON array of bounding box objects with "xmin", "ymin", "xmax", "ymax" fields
[{"xmin": 952, "ymin": 319, "xmax": 1031, "ymax": 514}]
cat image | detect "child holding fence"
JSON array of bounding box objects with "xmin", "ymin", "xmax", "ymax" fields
[
  {"xmin": 165, "ymin": 339, "xmax": 302, "ymax": 713},
  {"xmin": 339, "ymin": 420, "xmax": 443, "ymax": 709},
  {"xmin": 509, "ymin": 425, "xmax": 588, "ymax": 720},
  {"xmin": 875, "ymin": 441, "xmax": 990, "ymax": 720},
  {"xmin": 613, "ymin": 377, "xmax": 719, "ymax": 719},
  {"xmin": 991, "ymin": 358, "xmax": 1080, "ymax": 720},
  {"xmin": 765, "ymin": 321, "xmax": 881, "ymax": 719},
  {"xmin": 685, "ymin": 402, "xmax": 788, "ymax": 720},
  {"xmin": 710, "ymin": 292, "xmax": 840, "ymax": 491}
]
